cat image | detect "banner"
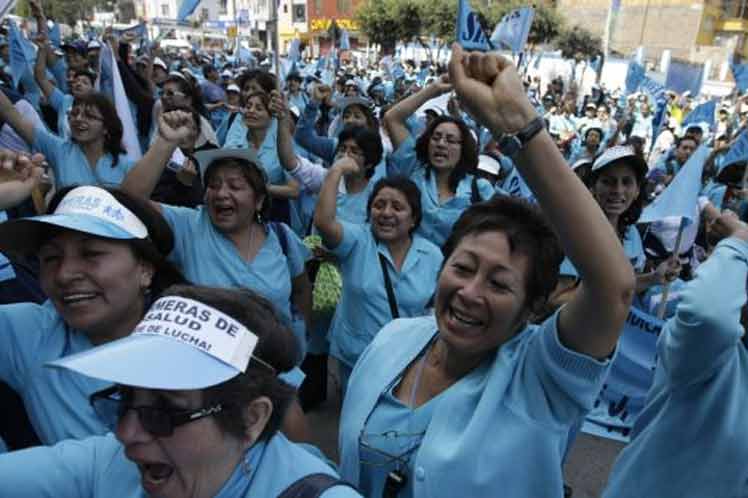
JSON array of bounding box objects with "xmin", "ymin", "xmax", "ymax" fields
[
  {"xmin": 624, "ymin": 61, "xmax": 645, "ymax": 96},
  {"xmin": 100, "ymin": 43, "xmax": 142, "ymax": 162},
  {"xmin": 582, "ymin": 306, "xmax": 665, "ymax": 442},
  {"xmin": 490, "ymin": 6, "xmax": 534, "ymax": 54},
  {"xmin": 665, "ymin": 59, "xmax": 704, "ymax": 96},
  {"xmin": 8, "ymin": 20, "xmax": 34, "ymax": 90},
  {"xmin": 731, "ymin": 61, "xmax": 748, "ymax": 93},
  {"xmin": 721, "ymin": 129, "xmax": 748, "ymax": 169},
  {"xmin": 177, "ymin": 0, "xmax": 202, "ymax": 21},
  {"xmin": 680, "ymin": 99, "xmax": 716, "ymax": 130},
  {"xmin": 456, "ymin": 0, "xmax": 491, "ymax": 51}
]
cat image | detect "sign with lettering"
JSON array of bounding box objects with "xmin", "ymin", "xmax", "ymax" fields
[
  {"xmin": 582, "ymin": 306, "xmax": 665, "ymax": 442},
  {"xmin": 134, "ymin": 296, "xmax": 258, "ymax": 372}
]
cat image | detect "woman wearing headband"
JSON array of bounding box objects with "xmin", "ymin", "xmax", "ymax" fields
[
  {"xmin": 0, "ymin": 285, "xmax": 362, "ymax": 498},
  {"xmin": 337, "ymin": 45, "xmax": 635, "ymax": 498},
  {"xmin": 0, "ymin": 160, "xmax": 184, "ymax": 446},
  {"xmin": 123, "ymin": 127, "xmax": 313, "ymax": 364}
]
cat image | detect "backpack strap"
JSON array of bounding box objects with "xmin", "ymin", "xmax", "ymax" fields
[
  {"xmin": 276, "ymin": 473, "xmax": 358, "ymax": 498},
  {"xmin": 470, "ymin": 175, "xmax": 481, "ymax": 204},
  {"xmin": 268, "ymin": 221, "xmax": 289, "ymax": 258}
]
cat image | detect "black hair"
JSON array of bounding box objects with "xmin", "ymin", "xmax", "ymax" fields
[
  {"xmin": 71, "ymin": 69, "xmax": 97, "ymax": 86},
  {"xmin": 165, "ymin": 285, "xmax": 297, "ymax": 441},
  {"xmin": 71, "ymin": 93, "xmax": 126, "ymax": 167},
  {"xmin": 237, "ymin": 70, "xmax": 277, "ymax": 95},
  {"xmin": 441, "ymin": 196, "xmax": 564, "ymax": 308},
  {"xmin": 336, "ymin": 126, "xmax": 383, "ymax": 176},
  {"xmin": 46, "ymin": 186, "xmax": 186, "ymax": 296},
  {"xmin": 203, "ymin": 157, "xmax": 272, "ymax": 222},
  {"xmin": 414, "ymin": 115, "xmax": 479, "ymax": 193},
  {"xmin": 365, "ymin": 176, "xmax": 422, "ymax": 235},
  {"xmin": 163, "ymin": 74, "xmax": 207, "ymax": 118}
]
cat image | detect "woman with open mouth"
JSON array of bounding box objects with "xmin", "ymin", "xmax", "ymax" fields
[
  {"xmin": 0, "ymin": 285, "xmax": 362, "ymax": 498},
  {"xmin": 0, "ymin": 166, "xmax": 184, "ymax": 447},
  {"xmin": 382, "ymin": 75, "xmax": 495, "ymax": 247},
  {"xmin": 314, "ymin": 147, "xmax": 443, "ymax": 393},
  {"xmin": 337, "ymin": 45, "xmax": 636, "ymax": 498},
  {"xmin": 122, "ymin": 126, "xmax": 313, "ymax": 367},
  {"xmin": 0, "ymin": 90, "xmax": 135, "ymax": 188}
]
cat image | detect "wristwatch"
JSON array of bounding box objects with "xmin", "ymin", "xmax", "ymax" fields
[{"xmin": 497, "ymin": 116, "xmax": 545, "ymax": 157}]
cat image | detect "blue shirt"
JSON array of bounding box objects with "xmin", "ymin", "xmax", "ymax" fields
[
  {"xmin": 0, "ymin": 301, "xmax": 109, "ymax": 444},
  {"xmin": 0, "ymin": 432, "xmax": 361, "ymax": 497},
  {"xmin": 32, "ymin": 125, "xmax": 134, "ymax": 188},
  {"xmin": 339, "ymin": 311, "xmax": 612, "ymax": 497},
  {"xmin": 327, "ymin": 221, "xmax": 442, "ymax": 368},
  {"xmin": 560, "ymin": 225, "xmax": 645, "ymax": 277},
  {"xmin": 48, "ymin": 87, "xmax": 74, "ymax": 141},
  {"xmin": 161, "ymin": 205, "xmax": 310, "ymax": 325},
  {"xmin": 387, "ymin": 135, "xmax": 495, "ymax": 247},
  {"xmin": 603, "ymin": 237, "xmax": 748, "ymax": 498}
]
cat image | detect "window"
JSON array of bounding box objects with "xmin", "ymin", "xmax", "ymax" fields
[
  {"xmin": 314, "ymin": 0, "xmax": 321, "ymax": 16},
  {"xmin": 283, "ymin": 3, "xmax": 288, "ymax": 13},
  {"xmin": 200, "ymin": 8, "xmax": 209, "ymax": 19},
  {"xmin": 161, "ymin": 4, "xmax": 169, "ymax": 16},
  {"xmin": 336, "ymin": 0, "xmax": 351, "ymax": 14},
  {"xmin": 219, "ymin": 0, "xmax": 228, "ymax": 15},
  {"xmin": 292, "ymin": 4, "xmax": 306, "ymax": 22}
]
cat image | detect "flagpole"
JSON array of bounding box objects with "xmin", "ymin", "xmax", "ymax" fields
[{"xmin": 656, "ymin": 217, "xmax": 686, "ymax": 319}]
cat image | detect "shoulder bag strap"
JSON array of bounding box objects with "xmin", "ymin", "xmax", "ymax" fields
[
  {"xmin": 277, "ymin": 473, "xmax": 358, "ymax": 498},
  {"xmin": 379, "ymin": 253, "xmax": 400, "ymax": 319}
]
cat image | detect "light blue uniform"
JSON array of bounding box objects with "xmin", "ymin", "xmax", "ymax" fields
[
  {"xmin": 48, "ymin": 88, "xmax": 74, "ymax": 141},
  {"xmin": 339, "ymin": 311, "xmax": 612, "ymax": 498},
  {"xmin": 0, "ymin": 301, "xmax": 109, "ymax": 444},
  {"xmin": 560, "ymin": 225, "xmax": 645, "ymax": 277},
  {"xmin": 387, "ymin": 135, "xmax": 494, "ymax": 247},
  {"xmin": 0, "ymin": 432, "xmax": 362, "ymax": 497},
  {"xmin": 161, "ymin": 205, "xmax": 311, "ymax": 359},
  {"xmin": 32, "ymin": 125, "xmax": 134, "ymax": 188},
  {"xmin": 327, "ymin": 222, "xmax": 442, "ymax": 373},
  {"xmin": 603, "ymin": 237, "xmax": 748, "ymax": 498}
]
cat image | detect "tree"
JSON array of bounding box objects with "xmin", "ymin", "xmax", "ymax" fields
[
  {"xmin": 554, "ymin": 25, "xmax": 601, "ymax": 62},
  {"xmin": 356, "ymin": 0, "xmax": 422, "ymax": 54},
  {"xmin": 16, "ymin": 0, "xmax": 115, "ymax": 27}
]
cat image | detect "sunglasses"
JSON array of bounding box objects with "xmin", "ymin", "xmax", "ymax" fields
[
  {"xmin": 162, "ymin": 89, "xmax": 188, "ymax": 99},
  {"xmin": 89, "ymin": 385, "xmax": 228, "ymax": 438}
]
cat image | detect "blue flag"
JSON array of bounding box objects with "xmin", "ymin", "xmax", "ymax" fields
[
  {"xmin": 681, "ymin": 99, "xmax": 716, "ymax": 130},
  {"xmin": 490, "ymin": 6, "xmax": 534, "ymax": 54},
  {"xmin": 625, "ymin": 61, "xmax": 645, "ymax": 95},
  {"xmin": 731, "ymin": 61, "xmax": 748, "ymax": 92},
  {"xmin": 177, "ymin": 0, "xmax": 202, "ymax": 21},
  {"xmin": 639, "ymin": 145, "xmax": 710, "ymax": 225},
  {"xmin": 287, "ymin": 38, "xmax": 301, "ymax": 63},
  {"xmin": 533, "ymin": 51, "xmax": 543, "ymax": 69},
  {"xmin": 8, "ymin": 20, "xmax": 35, "ymax": 90},
  {"xmin": 340, "ymin": 30, "xmax": 350, "ymax": 51},
  {"xmin": 48, "ymin": 22, "xmax": 61, "ymax": 49},
  {"xmin": 638, "ymin": 74, "xmax": 668, "ymax": 146},
  {"xmin": 721, "ymin": 130, "xmax": 748, "ymax": 169},
  {"xmin": 665, "ymin": 59, "xmax": 704, "ymax": 97},
  {"xmin": 457, "ymin": 0, "xmax": 491, "ymax": 51},
  {"xmin": 115, "ymin": 22, "xmax": 147, "ymax": 39}
]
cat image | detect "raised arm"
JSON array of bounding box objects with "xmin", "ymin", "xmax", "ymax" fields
[
  {"xmin": 383, "ymin": 75, "xmax": 451, "ymax": 150},
  {"xmin": 313, "ymin": 158, "xmax": 359, "ymax": 249},
  {"xmin": 449, "ymin": 45, "xmax": 635, "ymax": 359},
  {"xmin": 33, "ymin": 39, "xmax": 55, "ymax": 100},
  {"xmin": 293, "ymin": 85, "xmax": 337, "ymax": 162},
  {"xmin": 270, "ymin": 90, "xmax": 299, "ymax": 172},
  {"xmin": 121, "ymin": 110, "xmax": 195, "ymax": 209}
]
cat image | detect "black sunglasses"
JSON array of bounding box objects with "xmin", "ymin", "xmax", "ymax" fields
[{"xmin": 89, "ymin": 385, "xmax": 228, "ymax": 438}]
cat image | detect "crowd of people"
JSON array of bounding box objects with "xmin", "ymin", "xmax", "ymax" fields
[{"xmin": 0, "ymin": 3, "xmax": 745, "ymax": 497}]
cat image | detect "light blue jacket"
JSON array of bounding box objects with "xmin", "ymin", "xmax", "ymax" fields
[
  {"xmin": 339, "ymin": 311, "xmax": 611, "ymax": 498},
  {"xmin": 603, "ymin": 237, "xmax": 748, "ymax": 498},
  {"xmin": 0, "ymin": 433, "xmax": 362, "ymax": 497},
  {"xmin": 0, "ymin": 301, "xmax": 109, "ymax": 444},
  {"xmin": 326, "ymin": 222, "xmax": 442, "ymax": 368}
]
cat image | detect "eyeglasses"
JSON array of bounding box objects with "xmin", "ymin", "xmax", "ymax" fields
[
  {"xmin": 430, "ymin": 133, "xmax": 462, "ymax": 146},
  {"xmin": 89, "ymin": 385, "xmax": 228, "ymax": 438},
  {"xmin": 68, "ymin": 108, "xmax": 104, "ymax": 121},
  {"xmin": 336, "ymin": 145, "xmax": 364, "ymax": 158},
  {"xmin": 162, "ymin": 89, "xmax": 188, "ymax": 99}
]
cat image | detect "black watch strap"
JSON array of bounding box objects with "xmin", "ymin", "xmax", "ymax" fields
[{"xmin": 515, "ymin": 116, "xmax": 545, "ymax": 147}]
